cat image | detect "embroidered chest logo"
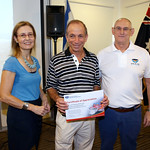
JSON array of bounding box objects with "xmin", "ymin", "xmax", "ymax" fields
[{"xmin": 131, "ymin": 59, "xmax": 139, "ymax": 65}]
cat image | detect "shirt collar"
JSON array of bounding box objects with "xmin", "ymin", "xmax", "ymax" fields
[
  {"xmin": 65, "ymin": 47, "xmax": 91, "ymax": 57},
  {"xmin": 112, "ymin": 41, "xmax": 135, "ymax": 52}
]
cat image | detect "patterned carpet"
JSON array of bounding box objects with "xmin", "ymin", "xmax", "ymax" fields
[{"xmin": 0, "ymin": 106, "xmax": 150, "ymax": 150}]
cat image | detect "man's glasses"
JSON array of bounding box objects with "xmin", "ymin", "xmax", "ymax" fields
[
  {"xmin": 114, "ymin": 26, "xmax": 132, "ymax": 32},
  {"xmin": 17, "ymin": 33, "xmax": 34, "ymax": 39}
]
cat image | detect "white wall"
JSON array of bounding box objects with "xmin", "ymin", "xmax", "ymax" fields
[{"xmin": 0, "ymin": 0, "xmax": 150, "ymax": 127}]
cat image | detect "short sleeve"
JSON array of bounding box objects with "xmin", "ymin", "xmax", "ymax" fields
[
  {"xmin": 45, "ymin": 58, "xmax": 58, "ymax": 90},
  {"xmin": 3, "ymin": 56, "xmax": 17, "ymax": 73}
]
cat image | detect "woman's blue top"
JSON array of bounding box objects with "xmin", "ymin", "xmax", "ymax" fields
[{"xmin": 3, "ymin": 56, "xmax": 41, "ymax": 101}]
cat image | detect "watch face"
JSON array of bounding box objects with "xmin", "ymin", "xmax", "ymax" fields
[{"xmin": 22, "ymin": 103, "xmax": 29, "ymax": 110}]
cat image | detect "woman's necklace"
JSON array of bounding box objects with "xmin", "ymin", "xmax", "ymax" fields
[{"xmin": 22, "ymin": 56, "xmax": 36, "ymax": 69}]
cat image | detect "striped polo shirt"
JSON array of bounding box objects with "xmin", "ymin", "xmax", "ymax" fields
[{"xmin": 46, "ymin": 47, "xmax": 100, "ymax": 97}]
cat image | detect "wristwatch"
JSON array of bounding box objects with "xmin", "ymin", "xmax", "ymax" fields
[{"xmin": 22, "ymin": 102, "xmax": 29, "ymax": 110}]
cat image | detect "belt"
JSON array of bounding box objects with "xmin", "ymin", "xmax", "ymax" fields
[{"xmin": 108, "ymin": 104, "xmax": 141, "ymax": 112}]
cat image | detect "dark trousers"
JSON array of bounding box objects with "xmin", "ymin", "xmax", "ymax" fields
[
  {"xmin": 99, "ymin": 107, "xmax": 141, "ymax": 150},
  {"xmin": 7, "ymin": 98, "xmax": 42, "ymax": 150}
]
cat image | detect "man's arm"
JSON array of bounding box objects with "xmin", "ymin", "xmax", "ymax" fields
[
  {"xmin": 47, "ymin": 88, "xmax": 68, "ymax": 114},
  {"xmin": 143, "ymin": 78, "xmax": 150, "ymax": 127},
  {"xmin": 47, "ymin": 88, "xmax": 60, "ymax": 102}
]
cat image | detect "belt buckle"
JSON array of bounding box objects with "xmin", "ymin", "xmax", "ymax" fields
[{"xmin": 134, "ymin": 104, "xmax": 141, "ymax": 110}]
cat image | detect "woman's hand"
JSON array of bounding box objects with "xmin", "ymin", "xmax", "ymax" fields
[{"xmin": 28, "ymin": 104, "xmax": 48, "ymax": 116}]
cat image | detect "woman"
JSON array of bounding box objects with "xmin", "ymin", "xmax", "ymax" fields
[{"xmin": 0, "ymin": 21, "xmax": 50, "ymax": 150}]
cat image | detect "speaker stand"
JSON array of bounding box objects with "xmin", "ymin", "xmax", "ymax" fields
[
  {"xmin": 52, "ymin": 36, "xmax": 58, "ymax": 55},
  {"xmin": 51, "ymin": 36, "xmax": 59, "ymax": 120}
]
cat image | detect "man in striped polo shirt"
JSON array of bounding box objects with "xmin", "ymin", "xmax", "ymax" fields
[{"xmin": 46, "ymin": 20, "xmax": 108, "ymax": 150}]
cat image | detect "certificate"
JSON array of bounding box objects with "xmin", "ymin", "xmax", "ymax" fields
[{"xmin": 64, "ymin": 90, "xmax": 104, "ymax": 121}]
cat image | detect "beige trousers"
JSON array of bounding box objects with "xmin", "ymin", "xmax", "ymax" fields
[{"xmin": 55, "ymin": 111, "xmax": 95, "ymax": 150}]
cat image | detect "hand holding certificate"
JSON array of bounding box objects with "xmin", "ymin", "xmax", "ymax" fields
[{"xmin": 64, "ymin": 90, "xmax": 105, "ymax": 121}]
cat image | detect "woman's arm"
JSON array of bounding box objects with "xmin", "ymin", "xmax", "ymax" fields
[
  {"xmin": 0, "ymin": 70, "xmax": 24, "ymax": 109},
  {"xmin": 0, "ymin": 70, "xmax": 49, "ymax": 116}
]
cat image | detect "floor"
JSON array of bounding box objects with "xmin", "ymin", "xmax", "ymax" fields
[{"xmin": 0, "ymin": 106, "xmax": 150, "ymax": 150}]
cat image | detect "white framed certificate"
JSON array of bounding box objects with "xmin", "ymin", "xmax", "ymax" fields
[{"xmin": 64, "ymin": 90, "xmax": 105, "ymax": 121}]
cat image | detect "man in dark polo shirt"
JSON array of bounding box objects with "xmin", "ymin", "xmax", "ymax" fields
[{"xmin": 46, "ymin": 20, "xmax": 108, "ymax": 150}]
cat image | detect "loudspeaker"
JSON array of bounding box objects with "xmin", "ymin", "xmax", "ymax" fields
[{"xmin": 46, "ymin": 6, "xmax": 64, "ymax": 37}]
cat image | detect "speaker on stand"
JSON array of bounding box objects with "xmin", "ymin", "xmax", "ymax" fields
[
  {"xmin": 46, "ymin": 5, "xmax": 65, "ymax": 120},
  {"xmin": 46, "ymin": 5, "xmax": 64, "ymax": 55}
]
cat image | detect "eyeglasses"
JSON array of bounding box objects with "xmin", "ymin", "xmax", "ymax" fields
[
  {"xmin": 17, "ymin": 33, "xmax": 34, "ymax": 39},
  {"xmin": 114, "ymin": 26, "xmax": 132, "ymax": 32}
]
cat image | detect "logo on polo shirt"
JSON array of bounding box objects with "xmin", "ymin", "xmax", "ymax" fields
[{"xmin": 131, "ymin": 59, "xmax": 139, "ymax": 65}]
